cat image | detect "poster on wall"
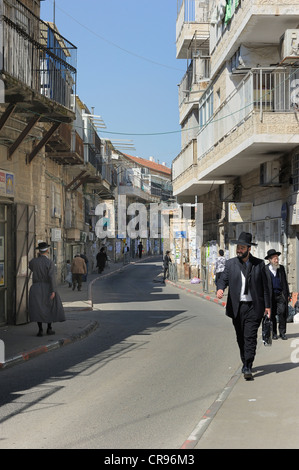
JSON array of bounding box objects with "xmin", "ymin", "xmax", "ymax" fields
[
  {"xmin": 0, "ymin": 170, "xmax": 14, "ymax": 197},
  {"xmin": 0, "ymin": 262, "xmax": 4, "ymax": 286}
]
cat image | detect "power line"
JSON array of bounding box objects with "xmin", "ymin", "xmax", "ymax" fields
[{"xmin": 47, "ymin": 1, "xmax": 184, "ymax": 72}]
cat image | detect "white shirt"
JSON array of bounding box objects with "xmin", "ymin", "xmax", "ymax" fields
[
  {"xmin": 240, "ymin": 261, "xmax": 253, "ymax": 302},
  {"xmin": 269, "ymin": 264, "xmax": 278, "ymax": 276}
]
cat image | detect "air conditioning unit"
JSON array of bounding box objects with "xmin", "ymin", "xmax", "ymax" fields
[
  {"xmin": 280, "ymin": 30, "xmax": 299, "ymax": 60},
  {"xmin": 260, "ymin": 161, "xmax": 280, "ymax": 186}
]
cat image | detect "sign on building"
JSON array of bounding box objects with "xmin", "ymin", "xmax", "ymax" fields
[
  {"xmin": 0, "ymin": 170, "xmax": 14, "ymax": 197},
  {"xmin": 229, "ymin": 203, "xmax": 252, "ymax": 223}
]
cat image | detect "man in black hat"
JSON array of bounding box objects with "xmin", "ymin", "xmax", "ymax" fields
[
  {"xmin": 217, "ymin": 232, "xmax": 271, "ymax": 380},
  {"xmin": 29, "ymin": 242, "xmax": 65, "ymax": 336},
  {"xmin": 264, "ymin": 249, "xmax": 290, "ymax": 340}
]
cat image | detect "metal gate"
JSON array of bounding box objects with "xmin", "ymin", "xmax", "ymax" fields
[{"xmin": 15, "ymin": 204, "xmax": 35, "ymax": 325}]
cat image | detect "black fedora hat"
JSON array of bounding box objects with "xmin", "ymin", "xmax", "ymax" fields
[
  {"xmin": 36, "ymin": 242, "xmax": 50, "ymax": 251},
  {"xmin": 265, "ymin": 248, "xmax": 281, "ymax": 260},
  {"xmin": 232, "ymin": 232, "xmax": 257, "ymax": 246}
]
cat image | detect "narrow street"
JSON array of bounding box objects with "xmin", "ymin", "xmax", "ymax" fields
[{"xmin": 0, "ymin": 259, "xmax": 238, "ymax": 449}]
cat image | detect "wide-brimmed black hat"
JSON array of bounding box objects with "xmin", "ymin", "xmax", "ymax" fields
[
  {"xmin": 231, "ymin": 232, "xmax": 257, "ymax": 246},
  {"xmin": 265, "ymin": 249, "xmax": 281, "ymax": 260},
  {"xmin": 36, "ymin": 242, "xmax": 50, "ymax": 251}
]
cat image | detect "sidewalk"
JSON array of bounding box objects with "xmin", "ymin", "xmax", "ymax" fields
[
  {"xmin": 0, "ymin": 257, "xmax": 145, "ymax": 369},
  {"xmin": 172, "ymin": 279, "xmax": 299, "ymax": 449}
]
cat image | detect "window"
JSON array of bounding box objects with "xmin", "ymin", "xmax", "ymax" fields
[
  {"xmin": 199, "ymin": 88, "xmax": 213, "ymax": 129},
  {"xmin": 51, "ymin": 183, "xmax": 61, "ymax": 218},
  {"xmin": 293, "ymin": 153, "xmax": 299, "ymax": 192}
]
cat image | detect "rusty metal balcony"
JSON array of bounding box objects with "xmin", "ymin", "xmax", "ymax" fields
[{"xmin": 1, "ymin": 0, "xmax": 77, "ymax": 122}]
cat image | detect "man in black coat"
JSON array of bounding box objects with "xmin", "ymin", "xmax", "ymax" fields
[
  {"xmin": 264, "ymin": 249, "xmax": 290, "ymax": 340},
  {"xmin": 217, "ymin": 232, "xmax": 271, "ymax": 380}
]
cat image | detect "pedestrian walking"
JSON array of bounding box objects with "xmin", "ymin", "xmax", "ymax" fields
[
  {"xmin": 216, "ymin": 232, "xmax": 271, "ymax": 381},
  {"xmin": 163, "ymin": 250, "xmax": 172, "ymax": 282},
  {"xmin": 138, "ymin": 241, "xmax": 143, "ymax": 258},
  {"xmin": 71, "ymin": 254, "xmax": 86, "ymax": 291},
  {"xmin": 65, "ymin": 259, "xmax": 72, "ymax": 287},
  {"xmin": 96, "ymin": 247, "xmax": 107, "ymax": 274},
  {"xmin": 214, "ymin": 249, "xmax": 226, "ymax": 290},
  {"xmin": 264, "ymin": 249, "xmax": 290, "ymax": 340},
  {"xmin": 29, "ymin": 242, "xmax": 65, "ymax": 337}
]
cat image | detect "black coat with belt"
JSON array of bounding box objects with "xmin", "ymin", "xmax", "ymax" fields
[
  {"xmin": 265, "ymin": 264, "xmax": 290, "ymax": 315},
  {"xmin": 217, "ymin": 254, "xmax": 271, "ymax": 319}
]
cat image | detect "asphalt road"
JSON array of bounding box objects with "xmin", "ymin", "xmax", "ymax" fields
[{"xmin": 0, "ymin": 259, "xmax": 239, "ymax": 449}]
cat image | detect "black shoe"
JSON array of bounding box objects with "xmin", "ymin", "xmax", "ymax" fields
[
  {"xmin": 280, "ymin": 334, "xmax": 287, "ymax": 340},
  {"xmin": 72, "ymin": 286, "xmax": 75, "ymax": 291},
  {"xmin": 273, "ymin": 333, "xmax": 278, "ymax": 340},
  {"xmin": 37, "ymin": 330, "xmax": 43, "ymax": 337},
  {"xmin": 47, "ymin": 328, "xmax": 55, "ymax": 335},
  {"xmin": 243, "ymin": 368, "xmax": 253, "ymax": 380}
]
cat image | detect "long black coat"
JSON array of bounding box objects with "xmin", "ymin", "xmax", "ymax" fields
[
  {"xmin": 29, "ymin": 255, "xmax": 65, "ymax": 323},
  {"xmin": 265, "ymin": 264, "xmax": 290, "ymax": 316},
  {"xmin": 217, "ymin": 254, "xmax": 271, "ymax": 319}
]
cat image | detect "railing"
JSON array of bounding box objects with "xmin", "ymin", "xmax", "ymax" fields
[
  {"xmin": 172, "ymin": 139, "xmax": 197, "ymax": 180},
  {"xmin": 176, "ymin": 0, "xmax": 209, "ymax": 42},
  {"xmin": 178, "ymin": 57, "xmax": 210, "ymax": 107},
  {"xmin": 1, "ymin": 0, "xmax": 77, "ymax": 110},
  {"xmin": 198, "ymin": 67, "xmax": 299, "ymax": 161}
]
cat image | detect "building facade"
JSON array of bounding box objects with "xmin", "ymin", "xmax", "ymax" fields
[
  {"xmin": 100, "ymin": 153, "xmax": 172, "ymax": 261},
  {"xmin": 0, "ymin": 0, "xmax": 114, "ymax": 325},
  {"xmin": 173, "ymin": 0, "xmax": 299, "ymax": 295}
]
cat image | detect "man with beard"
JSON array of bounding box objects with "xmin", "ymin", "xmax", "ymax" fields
[
  {"xmin": 264, "ymin": 249, "xmax": 290, "ymax": 340},
  {"xmin": 217, "ymin": 232, "xmax": 271, "ymax": 380}
]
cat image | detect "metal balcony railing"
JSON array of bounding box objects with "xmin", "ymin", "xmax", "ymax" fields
[
  {"xmin": 198, "ymin": 67, "xmax": 299, "ymax": 160},
  {"xmin": 1, "ymin": 0, "xmax": 77, "ymax": 110}
]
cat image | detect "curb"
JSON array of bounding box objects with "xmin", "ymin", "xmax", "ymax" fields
[
  {"xmin": 180, "ymin": 367, "xmax": 241, "ymax": 449},
  {"xmin": 166, "ymin": 280, "xmax": 227, "ymax": 307},
  {"xmin": 0, "ymin": 321, "xmax": 98, "ymax": 370},
  {"xmin": 0, "ymin": 257, "xmax": 155, "ymax": 370}
]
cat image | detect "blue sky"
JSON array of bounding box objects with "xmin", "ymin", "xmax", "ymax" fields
[{"xmin": 40, "ymin": 0, "xmax": 185, "ymax": 168}]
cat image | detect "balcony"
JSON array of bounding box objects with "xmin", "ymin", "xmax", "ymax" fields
[
  {"xmin": 46, "ymin": 126, "xmax": 84, "ymax": 165},
  {"xmin": 178, "ymin": 56, "xmax": 210, "ymax": 123},
  {"xmin": 210, "ymin": 0, "xmax": 299, "ymax": 78},
  {"xmin": 176, "ymin": 0, "xmax": 210, "ymax": 59},
  {"xmin": 118, "ymin": 183, "xmax": 160, "ymax": 203},
  {"xmin": 172, "ymin": 138, "xmax": 225, "ymax": 198},
  {"xmin": 196, "ymin": 67, "xmax": 299, "ymax": 184},
  {"xmin": 1, "ymin": 0, "xmax": 77, "ymax": 121}
]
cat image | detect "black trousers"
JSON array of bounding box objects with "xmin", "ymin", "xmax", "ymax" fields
[
  {"xmin": 271, "ymin": 292, "xmax": 287, "ymax": 336},
  {"xmin": 163, "ymin": 267, "xmax": 169, "ymax": 281},
  {"xmin": 232, "ymin": 302, "xmax": 261, "ymax": 369}
]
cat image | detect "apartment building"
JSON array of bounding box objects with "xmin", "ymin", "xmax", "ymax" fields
[
  {"xmin": 105, "ymin": 153, "xmax": 172, "ymax": 260},
  {"xmin": 0, "ymin": 0, "xmax": 113, "ymax": 325},
  {"xmin": 173, "ymin": 0, "xmax": 299, "ymax": 293}
]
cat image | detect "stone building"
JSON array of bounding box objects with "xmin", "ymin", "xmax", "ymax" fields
[
  {"xmin": 0, "ymin": 0, "xmax": 113, "ymax": 324},
  {"xmin": 172, "ymin": 0, "xmax": 299, "ymax": 295}
]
